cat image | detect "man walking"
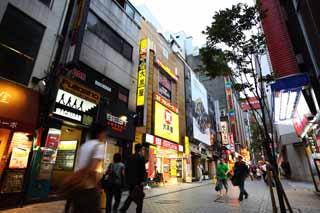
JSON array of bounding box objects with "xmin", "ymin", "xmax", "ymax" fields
[
  {"xmin": 233, "ymin": 156, "xmax": 249, "ymax": 201},
  {"xmin": 120, "ymin": 144, "xmax": 146, "ymax": 213},
  {"xmin": 216, "ymin": 159, "xmax": 229, "ymax": 196}
]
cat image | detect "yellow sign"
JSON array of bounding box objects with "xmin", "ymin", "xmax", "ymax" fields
[
  {"xmin": 155, "ymin": 58, "xmax": 178, "ymax": 81},
  {"xmin": 170, "ymin": 159, "xmax": 177, "ymax": 176},
  {"xmin": 58, "ymin": 140, "xmax": 77, "ymax": 150},
  {"xmin": 154, "ymin": 101, "xmax": 179, "ymax": 143},
  {"xmin": 137, "ymin": 39, "xmax": 148, "ymax": 106},
  {"xmin": 184, "ymin": 136, "xmax": 190, "ymax": 155}
]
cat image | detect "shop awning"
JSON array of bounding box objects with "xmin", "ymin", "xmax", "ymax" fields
[
  {"xmin": 271, "ymin": 73, "xmax": 310, "ymax": 123},
  {"xmin": 0, "ymin": 78, "xmax": 39, "ymax": 132}
]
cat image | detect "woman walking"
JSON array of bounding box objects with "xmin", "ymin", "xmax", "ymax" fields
[{"xmin": 103, "ymin": 153, "xmax": 125, "ymax": 213}]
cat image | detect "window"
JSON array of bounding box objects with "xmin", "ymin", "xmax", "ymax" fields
[
  {"xmin": 0, "ymin": 5, "xmax": 45, "ymax": 85},
  {"xmin": 39, "ymin": 0, "xmax": 52, "ymax": 7},
  {"xmin": 87, "ymin": 12, "xmax": 133, "ymax": 61}
]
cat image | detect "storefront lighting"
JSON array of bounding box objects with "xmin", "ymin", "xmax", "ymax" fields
[
  {"xmin": 119, "ymin": 115, "xmax": 128, "ymax": 122},
  {"xmin": 274, "ymin": 90, "xmax": 300, "ymax": 122}
]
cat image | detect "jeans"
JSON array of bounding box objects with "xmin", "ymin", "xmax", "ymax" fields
[
  {"xmin": 120, "ymin": 185, "xmax": 144, "ymax": 213},
  {"xmin": 239, "ymin": 179, "xmax": 248, "ymax": 200},
  {"xmin": 72, "ymin": 188, "xmax": 101, "ymax": 213},
  {"xmin": 105, "ymin": 184, "xmax": 122, "ymax": 213}
]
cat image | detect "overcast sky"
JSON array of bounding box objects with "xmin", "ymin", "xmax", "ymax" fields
[{"xmin": 131, "ymin": 0, "xmax": 254, "ymax": 47}]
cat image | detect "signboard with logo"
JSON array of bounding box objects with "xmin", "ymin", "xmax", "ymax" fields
[
  {"xmin": 292, "ymin": 93, "xmax": 312, "ymax": 137},
  {"xmin": 154, "ymin": 97, "xmax": 179, "ymax": 143},
  {"xmin": 190, "ymin": 71, "xmax": 210, "ymax": 145},
  {"xmin": 0, "ymin": 78, "xmax": 39, "ymax": 132},
  {"xmin": 146, "ymin": 134, "xmax": 179, "ymax": 151},
  {"xmin": 242, "ymin": 97, "xmax": 261, "ymax": 111}
]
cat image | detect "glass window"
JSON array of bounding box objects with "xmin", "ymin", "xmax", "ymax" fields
[
  {"xmin": 0, "ymin": 5, "xmax": 45, "ymax": 85},
  {"xmin": 87, "ymin": 12, "xmax": 132, "ymax": 61},
  {"xmin": 125, "ymin": 4, "xmax": 135, "ymax": 19}
]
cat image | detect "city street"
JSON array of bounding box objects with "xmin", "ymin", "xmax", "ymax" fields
[{"xmin": 2, "ymin": 180, "xmax": 320, "ymax": 213}]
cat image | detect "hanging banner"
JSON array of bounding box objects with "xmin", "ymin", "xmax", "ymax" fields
[{"xmin": 137, "ymin": 39, "xmax": 148, "ymax": 106}]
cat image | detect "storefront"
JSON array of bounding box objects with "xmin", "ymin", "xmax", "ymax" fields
[
  {"xmin": 145, "ymin": 134, "xmax": 184, "ymax": 184},
  {"xmin": 0, "ymin": 78, "xmax": 39, "ymax": 207},
  {"xmin": 27, "ymin": 64, "xmax": 135, "ymax": 199}
]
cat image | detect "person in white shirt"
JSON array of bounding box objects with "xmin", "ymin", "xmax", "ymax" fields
[{"xmin": 67, "ymin": 124, "xmax": 106, "ymax": 213}]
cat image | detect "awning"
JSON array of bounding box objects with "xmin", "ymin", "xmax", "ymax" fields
[
  {"xmin": 271, "ymin": 73, "xmax": 310, "ymax": 122},
  {"xmin": 0, "ymin": 78, "xmax": 39, "ymax": 132}
]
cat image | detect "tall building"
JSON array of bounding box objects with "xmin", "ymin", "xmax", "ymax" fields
[
  {"xmin": 0, "ymin": 0, "xmax": 70, "ymax": 207},
  {"xmin": 135, "ymin": 19, "xmax": 187, "ymax": 184},
  {"xmin": 261, "ymin": 0, "xmax": 320, "ymax": 190}
]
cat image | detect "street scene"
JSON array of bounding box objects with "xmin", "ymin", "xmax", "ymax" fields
[{"xmin": 0, "ymin": 0, "xmax": 320, "ymax": 212}]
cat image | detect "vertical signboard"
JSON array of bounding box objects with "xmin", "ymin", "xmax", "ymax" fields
[
  {"xmin": 220, "ymin": 121, "xmax": 229, "ymax": 145},
  {"xmin": 137, "ymin": 39, "xmax": 148, "ymax": 106}
]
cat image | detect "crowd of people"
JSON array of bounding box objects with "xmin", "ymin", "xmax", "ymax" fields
[{"xmin": 61, "ymin": 124, "xmax": 146, "ymax": 213}]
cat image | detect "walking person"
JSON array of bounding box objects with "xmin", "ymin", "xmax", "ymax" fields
[
  {"xmin": 120, "ymin": 144, "xmax": 146, "ymax": 213},
  {"xmin": 103, "ymin": 153, "xmax": 125, "ymax": 213},
  {"xmin": 62, "ymin": 124, "xmax": 107, "ymax": 213},
  {"xmin": 216, "ymin": 159, "xmax": 229, "ymax": 196},
  {"xmin": 233, "ymin": 156, "xmax": 249, "ymax": 201}
]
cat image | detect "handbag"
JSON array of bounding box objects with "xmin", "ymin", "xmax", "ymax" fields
[
  {"xmin": 130, "ymin": 185, "xmax": 145, "ymax": 204},
  {"xmin": 101, "ymin": 164, "xmax": 116, "ymax": 189},
  {"xmin": 215, "ymin": 183, "xmax": 222, "ymax": 191},
  {"xmin": 231, "ymin": 175, "xmax": 240, "ymax": 186}
]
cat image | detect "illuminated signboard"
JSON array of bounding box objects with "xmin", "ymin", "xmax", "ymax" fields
[
  {"xmin": 53, "ymin": 89, "xmax": 96, "ymax": 125},
  {"xmin": 137, "ymin": 39, "xmax": 148, "ymax": 106},
  {"xmin": 220, "ymin": 121, "xmax": 229, "ymax": 145},
  {"xmin": 146, "ymin": 134, "xmax": 179, "ymax": 151},
  {"xmin": 154, "ymin": 101, "xmax": 179, "ymax": 143},
  {"xmin": 155, "ymin": 58, "xmax": 178, "ymax": 81},
  {"xmin": 159, "ymin": 71, "xmax": 172, "ymax": 100}
]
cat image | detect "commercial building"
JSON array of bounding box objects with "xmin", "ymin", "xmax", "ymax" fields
[
  {"xmin": 136, "ymin": 19, "xmax": 187, "ymax": 184},
  {"xmin": 0, "ymin": 0, "xmax": 70, "ymax": 207},
  {"xmin": 261, "ymin": 0, "xmax": 320, "ymax": 190},
  {"xmin": 2, "ymin": 0, "xmax": 143, "ymax": 202}
]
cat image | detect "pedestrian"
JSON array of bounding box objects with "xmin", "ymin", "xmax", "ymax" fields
[
  {"xmin": 233, "ymin": 156, "xmax": 249, "ymax": 201},
  {"xmin": 261, "ymin": 161, "xmax": 269, "ymax": 185},
  {"xmin": 103, "ymin": 153, "xmax": 125, "ymax": 213},
  {"xmin": 197, "ymin": 164, "xmax": 203, "ymax": 182},
  {"xmin": 62, "ymin": 124, "xmax": 106, "ymax": 213},
  {"xmin": 120, "ymin": 144, "xmax": 146, "ymax": 213},
  {"xmin": 216, "ymin": 159, "xmax": 229, "ymax": 196}
]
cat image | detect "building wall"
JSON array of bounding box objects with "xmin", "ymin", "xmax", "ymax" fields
[
  {"xmin": 140, "ymin": 20, "xmax": 186, "ymax": 144},
  {"xmin": 0, "ymin": 0, "xmax": 69, "ymax": 84},
  {"xmin": 261, "ymin": 0, "xmax": 299, "ymax": 77},
  {"xmin": 80, "ymin": 0, "xmax": 141, "ymax": 111}
]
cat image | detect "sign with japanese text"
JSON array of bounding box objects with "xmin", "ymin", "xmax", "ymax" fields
[
  {"xmin": 137, "ymin": 39, "xmax": 148, "ymax": 106},
  {"xmin": 146, "ymin": 134, "xmax": 179, "ymax": 151},
  {"xmin": 154, "ymin": 101, "xmax": 179, "ymax": 143},
  {"xmin": 155, "ymin": 58, "xmax": 178, "ymax": 81},
  {"xmin": 220, "ymin": 121, "xmax": 229, "ymax": 145}
]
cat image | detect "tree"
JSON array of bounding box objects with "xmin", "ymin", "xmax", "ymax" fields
[{"xmin": 199, "ymin": 2, "xmax": 291, "ymax": 212}]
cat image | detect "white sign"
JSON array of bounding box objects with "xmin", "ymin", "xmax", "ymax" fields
[
  {"xmin": 190, "ymin": 71, "xmax": 210, "ymax": 145},
  {"xmin": 220, "ymin": 121, "xmax": 229, "ymax": 145}
]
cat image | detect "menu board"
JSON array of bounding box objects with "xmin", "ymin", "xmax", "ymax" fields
[
  {"xmin": 54, "ymin": 141, "xmax": 77, "ymax": 170},
  {"xmin": 0, "ymin": 170, "xmax": 25, "ymax": 193},
  {"xmin": 9, "ymin": 147, "xmax": 30, "ymax": 169}
]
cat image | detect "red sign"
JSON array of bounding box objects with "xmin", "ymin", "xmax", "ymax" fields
[
  {"xmin": 165, "ymin": 110, "xmax": 172, "ymax": 125},
  {"xmin": 146, "ymin": 134, "xmax": 178, "ymax": 151},
  {"xmin": 230, "ymin": 133, "xmax": 235, "ymax": 152},
  {"xmin": 242, "ymin": 97, "xmax": 261, "ymax": 111},
  {"xmin": 148, "ymin": 148, "xmax": 156, "ymax": 178},
  {"xmin": 292, "ymin": 110, "xmax": 308, "ymax": 136},
  {"xmin": 154, "ymin": 94, "xmax": 178, "ymax": 113}
]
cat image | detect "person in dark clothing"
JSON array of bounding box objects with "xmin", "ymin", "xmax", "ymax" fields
[
  {"xmin": 104, "ymin": 153, "xmax": 125, "ymax": 213},
  {"xmin": 234, "ymin": 156, "xmax": 249, "ymax": 201},
  {"xmin": 120, "ymin": 144, "xmax": 146, "ymax": 213}
]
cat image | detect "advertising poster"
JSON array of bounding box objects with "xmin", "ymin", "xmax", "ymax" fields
[
  {"xmin": 190, "ymin": 71, "xmax": 210, "ymax": 145},
  {"xmin": 221, "ymin": 121, "xmax": 229, "ymax": 145},
  {"xmin": 154, "ymin": 101, "xmax": 179, "ymax": 143},
  {"xmin": 9, "ymin": 147, "xmax": 30, "ymax": 169}
]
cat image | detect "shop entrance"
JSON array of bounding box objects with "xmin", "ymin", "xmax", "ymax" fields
[
  {"xmin": 51, "ymin": 125, "xmax": 82, "ymax": 192},
  {"xmin": 155, "ymin": 147, "xmax": 180, "ymax": 184}
]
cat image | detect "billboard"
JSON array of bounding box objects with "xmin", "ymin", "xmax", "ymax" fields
[
  {"xmin": 220, "ymin": 121, "xmax": 229, "ymax": 145},
  {"xmin": 190, "ymin": 71, "xmax": 210, "ymax": 145},
  {"xmin": 154, "ymin": 101, "xmax": 179, "ymax": 143}
]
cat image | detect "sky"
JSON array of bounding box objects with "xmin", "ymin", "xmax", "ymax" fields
[{"xmin": 130, "ymin": 0, "xmax": 254, "ymax": 47}]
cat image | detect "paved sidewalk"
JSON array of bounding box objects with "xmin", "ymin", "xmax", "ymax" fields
[{"xmin": 0, "ymin": 180, "xmax": 212, "ymax": 213}]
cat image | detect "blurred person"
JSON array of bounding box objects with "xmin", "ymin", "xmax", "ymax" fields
[
  {"xmin": 216, "ymin": 159, "xmax": 229, "ymax": 196},
  {"xmin": 233, "ymin": 156, "xmax": 249, "ymax": 201},
  {"xmin": 63, "ymin": 124, "xmax": 107, "ymax": 213},
  {"xmin": 120, "ymin": 144, "xmax": 146, "ymax": 213},
  {"xmin": 103, "ymin": 153, "xmax": 125, "ymax": 213}
]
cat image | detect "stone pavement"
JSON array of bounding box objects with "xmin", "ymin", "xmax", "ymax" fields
[{"xmin": 1, "ymin": 179, "xmax": 320, "ymax": 213}]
